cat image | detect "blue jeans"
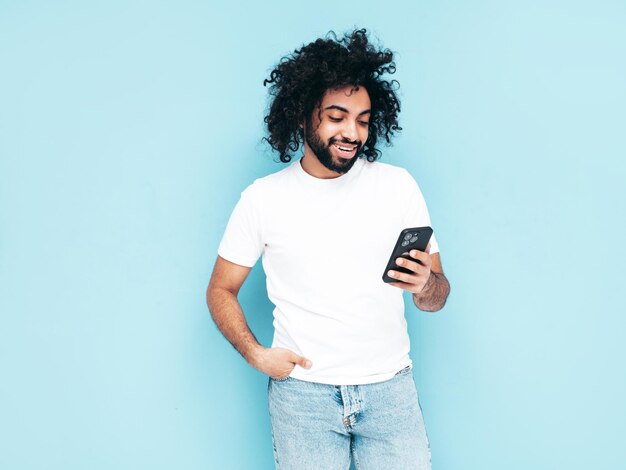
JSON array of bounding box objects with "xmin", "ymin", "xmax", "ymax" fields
[{"xmin": 267, "ymin": 365, "xmax": 432, "ymax": 469}]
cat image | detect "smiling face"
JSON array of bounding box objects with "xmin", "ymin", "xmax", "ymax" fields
[{"xmin": 302, "ymin": 85, "xmax": 371, "ymax": 178}]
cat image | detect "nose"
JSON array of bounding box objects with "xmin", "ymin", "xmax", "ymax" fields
[{"xmin": 340, "ymin": 120, "xmax": 358, "ymax": 142}]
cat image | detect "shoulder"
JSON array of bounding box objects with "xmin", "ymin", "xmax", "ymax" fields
[
  {"xmin": 362, "ymin": 159, "xmax": 410, "ymax": 175},
  {"xmin": 362, "ymin": 159, "xmax": 417, "ymax": 186},
  {"xmin": 239, "ymin": 162, "xmax": 295, "ymax": 199},
  {"xmin": 257, "ymin": 161, "xmax": 297, "ymax": 186}
]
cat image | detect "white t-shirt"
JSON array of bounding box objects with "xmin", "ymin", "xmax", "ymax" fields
[{"xmin": 218, "ymin": 156, "xmax": 439, "ymax": 385}]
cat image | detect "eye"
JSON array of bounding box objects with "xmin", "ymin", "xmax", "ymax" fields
[
  {"xmin": 359, "ymin": 121, "xmax": 370, "ymax": 127},
  {"xmin": 328, "ymin": 117, "xmax": 342, "ymax": 122}
]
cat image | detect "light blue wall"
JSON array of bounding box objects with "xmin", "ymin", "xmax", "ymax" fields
[{"xmin": 1, "ymin": 1, "xmax": 624, "ymax": 469}]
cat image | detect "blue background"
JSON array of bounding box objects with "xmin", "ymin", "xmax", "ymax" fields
[{"xmin": 1, "ymin": 1, "xmax": 624, "ymax": 469}]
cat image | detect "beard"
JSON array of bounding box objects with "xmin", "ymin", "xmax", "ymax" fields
[{"xmin": 305, "ymin": 120, "xmax": 362, "ymax": 175}]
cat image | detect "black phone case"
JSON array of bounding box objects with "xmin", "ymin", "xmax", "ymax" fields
[{"xmin": 382, "ymin": 226, "xmax": 433, "ymax": 283}]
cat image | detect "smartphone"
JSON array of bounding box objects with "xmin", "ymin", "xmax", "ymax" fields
[{"xmin": 382, "ymin": 226, "xmax": 433, "ymax": 283}]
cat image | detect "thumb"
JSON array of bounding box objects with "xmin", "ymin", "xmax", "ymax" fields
[{"xmin": 291, "ymin": 353, "xmax": 312, "ymax": 369}]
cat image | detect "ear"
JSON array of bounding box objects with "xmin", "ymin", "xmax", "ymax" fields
[{"xmin": 298, "ymin": 120, "xmax": 306, "ymax": 138}]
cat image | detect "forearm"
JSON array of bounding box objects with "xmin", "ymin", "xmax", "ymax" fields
[
  {"xmin": 206, "ymin": 287, "xmax": 263, "ymax": 364},
  {"xmin": 412, "ymin": 272, "xmax": 450, "ymax": 312}
]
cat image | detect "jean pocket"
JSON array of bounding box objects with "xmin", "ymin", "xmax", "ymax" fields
[
  {"xmin": 394, "ymin": 365, "xmax": 412, "ymax": 376},
  {"xmin": 270, "ymin": 375, "xmax": 291, "ymax": 382}
]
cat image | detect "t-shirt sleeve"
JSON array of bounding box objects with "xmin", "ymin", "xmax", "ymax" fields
[
  {"xmin": 401, "ymin": 170, "xmax": 440, "ymax": 255},
  {"xmin": 217, "ymin": 184, "xmax": 264, "ymax": 267}
]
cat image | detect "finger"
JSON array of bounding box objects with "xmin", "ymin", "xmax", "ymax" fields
[
  {"xmin": 290, "ymin": 353, "xmax": 312, "ymax": 369},
  {"xmin": 271, "ymin": 366, "xmax": 295, "ymax": 380},
  {"xmin": 395, "ymin": 256, "xmax": 425, "ymax": 274},
  {"xmin": 408, "ymin": 249, "xmax": 429, "ymax": 263},
  {"xmin": 426, "ymin": 243, "xmax": 431, "ymax": 254},
  {"xmin": 387, "ymin": 269, "xmax": 418, "ymax": 284},
  {"xmin": 409, "ymin": 249, "xmax": 432, "ymax": 268}
]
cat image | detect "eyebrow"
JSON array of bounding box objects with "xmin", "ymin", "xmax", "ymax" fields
[{"xmin": 323, "ymin": 105, "xmax": 371, "ymax": 116}]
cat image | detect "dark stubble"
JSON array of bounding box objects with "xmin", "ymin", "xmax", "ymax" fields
[{"xmin": 305, "ymin": 119, "xmax": 362, "ymax": 175}]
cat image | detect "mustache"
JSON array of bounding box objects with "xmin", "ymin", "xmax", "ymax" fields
[{"xmin": 329, "ymin": 138, "xmax": 362, "ymax": 147}]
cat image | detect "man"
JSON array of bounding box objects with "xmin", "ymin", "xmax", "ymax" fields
[{"xmin": 207, "ymin": 28, "xmax": 450, "ymax": 469}]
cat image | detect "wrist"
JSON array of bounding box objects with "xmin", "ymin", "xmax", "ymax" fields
[
  {"xmin": 414, "ymin": 271, "xmax": 436, "ymax": 300},
  {"xmin": 246, "ymin": 344, "xmax": 267, "ymax": 368}
]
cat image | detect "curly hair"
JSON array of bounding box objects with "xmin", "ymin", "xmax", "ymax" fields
[{"xmin": 263, "ymin": 28, "xmax": 402, "ymax": 163}]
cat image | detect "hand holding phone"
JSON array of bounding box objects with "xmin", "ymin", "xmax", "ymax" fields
[{"xmin": 382, "ymin": 226, "xmax": 433, "ymax": 284}]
